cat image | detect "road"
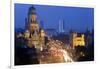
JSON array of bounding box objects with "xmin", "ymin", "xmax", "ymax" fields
[{"xmin": 38, "ymin": 39, "xmax": 74, "ymax": 64}]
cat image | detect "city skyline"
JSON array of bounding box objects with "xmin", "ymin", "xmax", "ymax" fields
[
  {"xmin": 15, "ymin": 4, "xmax": 94, "ymax": 32},
  {"xmin": 14, "ymin": 4, "xmax": 94, "ymax": 65}
]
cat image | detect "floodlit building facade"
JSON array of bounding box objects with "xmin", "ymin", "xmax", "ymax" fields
[
  {"xmin": 71, "ymin": 32, "xmax": 85, "ymax": 49},
  {"xmin": 24, "ymin": 6, "xmax": 45, "ymax": 50}
]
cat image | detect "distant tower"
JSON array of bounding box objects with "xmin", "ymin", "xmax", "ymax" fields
[
  {"xmin": 58, "ymin": 20, "xmax": 65, "ymax": 33},
  {"xmin": 62, "ymin": 20, "xmax": 65, "ymax": 32}
]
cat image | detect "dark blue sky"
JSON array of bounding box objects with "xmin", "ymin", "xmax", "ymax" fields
[{"xmin": 15, "ymin": 3, "xmax": 94, "ymax": 32}]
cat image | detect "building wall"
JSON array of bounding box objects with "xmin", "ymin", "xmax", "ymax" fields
[{"xmin": 72, "ymin": 33, "xmax": 85, "ymax": 48}]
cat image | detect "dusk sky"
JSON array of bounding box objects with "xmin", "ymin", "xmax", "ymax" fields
[{"xmin": 15, "ymin": 3, "xmax": 94, "ymax": 32}]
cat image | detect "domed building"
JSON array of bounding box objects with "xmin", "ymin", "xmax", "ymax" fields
[{"xmin": 24, "ymin": 6, "xmax": 45, "ymax": 50}]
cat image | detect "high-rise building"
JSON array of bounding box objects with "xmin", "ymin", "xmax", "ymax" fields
[{"xmin": 58, "ymin": 20, "xmax": 65, "ymax": 33}]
